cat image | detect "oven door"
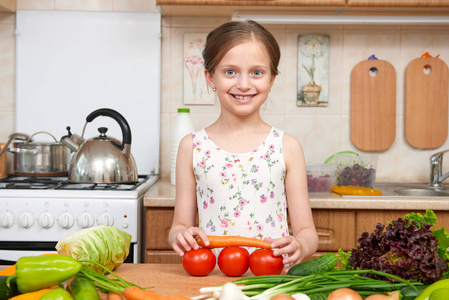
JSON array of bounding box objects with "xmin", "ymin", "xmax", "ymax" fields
[{"xmin": 0, "ymin": 241, "xmax": 136, "ymax": 265}]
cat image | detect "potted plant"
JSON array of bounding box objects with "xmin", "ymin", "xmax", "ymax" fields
[{"xmin": 299, "ymin": 35, "xmax": 327, "ymax": 105}]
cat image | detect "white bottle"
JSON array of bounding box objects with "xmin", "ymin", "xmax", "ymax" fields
[{"xmin": 171, "ymin": 108, "xmax": 194, "ymax": 185}]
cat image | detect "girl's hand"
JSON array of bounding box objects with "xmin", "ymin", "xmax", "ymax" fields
[
  {"xmin": 171, "ymin": 227, "xmax": 210, "ymax": 256},
  {"xmin": 264, "ymin": 236, "xmax": 302, "ymax": 273}
]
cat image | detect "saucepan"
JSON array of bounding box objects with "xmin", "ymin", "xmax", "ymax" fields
[{"xmin": 4, "ymin": 131, "xmax": 70, "ymax": 176}]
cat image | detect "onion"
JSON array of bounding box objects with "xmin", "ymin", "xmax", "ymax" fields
[
  {"xmin": 270, "ymin": 294, "xmax": 295, "ymax": 300},
  {"xmin": 327, "ymin": 288, "xmax": 363, "ymax": 300},
  {"xmin": 365, "ymin": 291, "xmax": 399, "ymax": 300}
]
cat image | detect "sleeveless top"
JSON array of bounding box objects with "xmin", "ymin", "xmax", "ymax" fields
[{"xmin": 192, "ymin": 127, "xmax": 289, "ymax": 243}]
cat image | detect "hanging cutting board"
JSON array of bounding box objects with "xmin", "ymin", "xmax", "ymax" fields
[
  {"xmin": 350, "ymin": 60, "xmax": 396, "ymax": 151},
  {"xmin": 405, "ymin": 57, "xmax": 449, "ymax": 149}
]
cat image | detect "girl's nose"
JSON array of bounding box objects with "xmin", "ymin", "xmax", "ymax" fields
[{"xmin": 236, "ymin": 74, "xmax": 251, "ymax": 91}]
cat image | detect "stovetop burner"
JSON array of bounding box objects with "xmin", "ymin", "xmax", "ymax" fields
[{"xmin": 0, "ymin": 175, "xmax": 147, "ymax": 191}]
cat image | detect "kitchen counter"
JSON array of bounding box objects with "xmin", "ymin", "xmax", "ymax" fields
[
  {"xmin": 109, "ymin": 263, "xmax": 244, "ymax": 298},
  {"xmin": 144, "ymin": 178, "xmax": 449, "ymax": 211}
]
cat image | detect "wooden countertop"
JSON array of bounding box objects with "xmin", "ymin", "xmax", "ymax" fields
[
  {"xmin": 110, "ymin": 263, "xmax": 246, "ymax": 298},
  {"xmin": 144, "ymin": 178, "xmax": 449, "ymax": 211}
]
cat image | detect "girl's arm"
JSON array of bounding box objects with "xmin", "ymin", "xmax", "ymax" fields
[
  {"xmin": 168, "ymin": 134, "xmax": 209, "ymax": 256},
  {"xmin": 268, "ymin": 133, "xmax": 319, "ymax": 265}
]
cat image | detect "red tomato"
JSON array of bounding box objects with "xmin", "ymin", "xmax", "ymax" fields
[
  {"xmin": 249, "ymin": 249, "xmax": 284, "ymax": 276},
  {"xmin": 218, "ymin": 246, "xmax": 250, "ymax": 276},
  {"xmin": 182, "ymin": 248, "xmax": 216, "ymax": 276}
]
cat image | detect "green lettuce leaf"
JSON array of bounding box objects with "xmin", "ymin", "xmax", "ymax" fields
[
  {"xmin": 403, "ymin": 209, "xmax": 437, "ymax": 228},
  {"xmin": 336, "ymin": 248, "xmax": 353, "ymax": 271},
  {"xmin": 433, "ymin": 226, "xmax": 449, "ymax": 261}
]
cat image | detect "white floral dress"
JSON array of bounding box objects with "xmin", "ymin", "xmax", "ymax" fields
[{"xmin": 192, "ymin": 127, "xmax": 289, "ymax": 244}]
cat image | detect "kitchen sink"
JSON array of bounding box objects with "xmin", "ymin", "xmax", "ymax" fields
[
  {"xmin": 348, "ymin": 182, "xmax": 449, "ymax": 198},
  {"xmin": 393, "ymin": 188, "xmax": 449, "ymax": 197}
]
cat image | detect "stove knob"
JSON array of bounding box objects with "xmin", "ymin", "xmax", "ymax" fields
[
  {"xmin": 0, "ymin": 212, "xmax": 14, "ymax": 228},
  {"xmin": 58, "ymin": 212, "xmax": 75, "ymax": 229},
  {"xmin": 18, "ymin": 212, "xmax": 35, "ymax": 228},
  {"xmin": 77, "ymin": 212, "xmax": 94, "ymax": 229},
  {"xmin": 38, "ymin": 212, "xmax": 55, "ymax": 229},
  {"xmin": 97, "ymin": 212, "xmax": 114, "ymax": 226}
]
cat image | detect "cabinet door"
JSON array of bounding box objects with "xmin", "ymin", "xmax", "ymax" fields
[
  {"xmin": 145, "ymin": 208, "xmax": 174, "ymax": 250},
  {"xmin": 356, "ymin": 210, "xmax": 449, "ymax": 239},
  {"xmin": 312, "ymin": 209, "xmax": 356, "ymax": 252}
]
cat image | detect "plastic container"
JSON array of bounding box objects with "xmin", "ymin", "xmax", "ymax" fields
[
  {"xmin": 335, "ymin": 154, "xmax": 378, "ymax": 188},
  {"xmin": 306, "ymin": 163, "xmax": 337, "ymax": 193},
  {"xmin": 171, "ymin": 108, "xmax": 194, "ymax": 185}
]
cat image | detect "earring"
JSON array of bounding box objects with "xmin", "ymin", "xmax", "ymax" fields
[{"xmin": 212, "ymin": 87, "xmax": 217, "ymax": 92}]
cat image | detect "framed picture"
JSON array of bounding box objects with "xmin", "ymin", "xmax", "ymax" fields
[
  {"xmin": 183, "ymin": 33, "xmax": 215, "ymax": 105},
  {"xmin": 297, "ymin": 35, "xmax": 330, "ymax": 107}
]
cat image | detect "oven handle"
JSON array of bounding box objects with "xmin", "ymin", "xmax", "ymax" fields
[{"xmin": 0, "ymin": 249, "xmax": 58, "ymax": 262}]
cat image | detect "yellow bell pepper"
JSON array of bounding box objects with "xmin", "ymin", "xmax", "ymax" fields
[
  {"xmin": 332, "ymin": 186, "xmax": 382, "ymax": 196},
  {"xmin": 9, "ymin": 288, "xmax": 55, "ymax": 300}
]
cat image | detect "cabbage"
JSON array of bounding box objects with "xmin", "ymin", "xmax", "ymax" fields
[{"xmin": 55, "ymin": 226, "xmax": 132, "ymax": 274}]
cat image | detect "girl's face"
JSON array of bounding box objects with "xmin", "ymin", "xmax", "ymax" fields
[{"xmin": 205, "ymin": 39, "xmax": 276, "ymax": 117}]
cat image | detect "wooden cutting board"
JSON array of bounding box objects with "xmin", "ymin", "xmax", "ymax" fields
[
  {"xmin": 350, "ymin": 60, "xmax": 396, "ymax": 151},
  {"xmin": 405, "ymin": 57, "xmax": 449, "ymax": 149}
]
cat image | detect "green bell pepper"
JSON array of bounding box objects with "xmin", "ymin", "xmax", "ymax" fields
[
  {"xmin": 7, "ymin": 255, "xmax": 82, "ymax": 293},
  {"xmin": 40, "ymin": 287, "xmax": 73, "ymax": 300},
  {"xmin": 415, "ymin": 279, "xmax": 449, "ymax": 300},
  {"xmin": 429, "ymin": 288, "xmax": 449, "ymax": 300}
]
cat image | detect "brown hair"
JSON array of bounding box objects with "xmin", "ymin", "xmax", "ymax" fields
[{"xmin": 202, "ymin": 20, "xmax": 280, "ymax": 76}]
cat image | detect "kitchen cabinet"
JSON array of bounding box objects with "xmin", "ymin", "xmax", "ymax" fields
[
  {"xmin": 356, "ymin": 209, "xmax": 449, "ymax": 236},
  {"xmin": 0, "ymin": 0, "xmax": 15, "ymax": 12},
  {"xmin": 156, "ymin": 0, "xmax": 449, "ymax": 16},
  {"xmin": 145, "ymin": 206, "xmax": 356, "ymax": 263}
]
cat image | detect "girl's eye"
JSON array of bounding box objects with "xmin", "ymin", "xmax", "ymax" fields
[
  {"xmin": 225, "ymin": 70, "xmax": 235, "ymax": 76},
  {"xmin": 252, "ymin": 70, "xmax": 263, "ymax": 76}
]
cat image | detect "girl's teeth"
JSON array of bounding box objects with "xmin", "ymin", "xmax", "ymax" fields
[{"xmin": 235, "ymin": 95, "xmax": 251, "ymax": 100}]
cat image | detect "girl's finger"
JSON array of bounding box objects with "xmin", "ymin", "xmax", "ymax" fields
[
  {"xmin": 182, "ymin": 229, "xmax": 200, "ymax": 250},
  {"xmin": 176, "ymin": 232, "xmax": 192, "ymax": 251}
]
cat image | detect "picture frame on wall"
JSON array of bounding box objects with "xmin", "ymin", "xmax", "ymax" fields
[
  {"xmin": 183, "ymin": 33, "xmax": 215, "ymax": 105},
  {"xmin": 297, "ymin": 35, "xmax": 330, "ymax": 107}
]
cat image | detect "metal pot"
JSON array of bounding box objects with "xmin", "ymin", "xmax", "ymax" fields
[
  {"xmin": 8, "ymin": 132, "xmax": 69, "ymax": 176},
  {"xmin": 61, "ymin": 108, "xmax": 138, "ymax": 183}
]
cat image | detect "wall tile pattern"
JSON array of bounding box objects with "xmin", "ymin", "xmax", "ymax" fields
[{"xmin": 1, "ymin": 0, "xmax": 449, "ymax": 183}]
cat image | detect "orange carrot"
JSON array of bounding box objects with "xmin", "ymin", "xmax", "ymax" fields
[
  {"xmin": 168, "ymin": 295, "xmax": 192, "ymax": 300},
  {"xmin": 123, "ymin": 286, "xmax": 169, "ymax": 300},
  {"xmin": 108, "ymin": 291, "xmax": 125, "ymax": 300},
  {"xmin": 196, "ymin": 235, "xmax": 272, "ymax": 249}
]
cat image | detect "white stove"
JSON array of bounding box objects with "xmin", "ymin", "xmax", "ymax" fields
[{"xmin": 0, "ymin": 175, "xmax": 159, "ymax": 264}]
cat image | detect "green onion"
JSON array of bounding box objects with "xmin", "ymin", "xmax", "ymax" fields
[{"xmin": 226, "ymin": 270, "xmax": 422, "ymax": 299}]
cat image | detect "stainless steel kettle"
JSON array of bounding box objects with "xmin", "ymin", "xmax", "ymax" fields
[{"xmin": 61, "ymin": 108, "xmax": 138, "ymax": 183}]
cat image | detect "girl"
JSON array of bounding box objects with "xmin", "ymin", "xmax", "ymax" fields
[{"xmin": 169, "ymin": 20, "xmax": 319, "ymax": 268}]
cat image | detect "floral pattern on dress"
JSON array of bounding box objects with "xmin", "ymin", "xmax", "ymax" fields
[{"xmin": 193, "ymin": 128, "xmax": 289, "ymax": 241}]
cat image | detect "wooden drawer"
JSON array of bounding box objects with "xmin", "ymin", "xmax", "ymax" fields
[
  {"xmin": 356, "ymin": 210, "xmax": 449, "ymax": 238},
  {"xmin": 313, "ymin": 209, "xmax": 356, "ymax": 252},
  {"xmin": 146, "ymin": 250, "xmax": 182, "ymax": 264},
  {"xmin": 145, "ymin": 208, "xmax": 175, "ymax": 250}
]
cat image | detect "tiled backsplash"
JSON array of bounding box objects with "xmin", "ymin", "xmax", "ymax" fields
[{"xmin": 1, "ymin": 0, "xmax": 449, "ymax": 183}]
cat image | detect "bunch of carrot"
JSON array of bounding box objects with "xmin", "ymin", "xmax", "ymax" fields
[{"xmin": 108, "ymin": 288, "xmax": 191, "ymax": 300}]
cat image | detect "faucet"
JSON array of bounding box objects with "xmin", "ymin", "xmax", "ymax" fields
[{"xmin": 429, "ymin": 150, "xmax": 449, "ymax": 187}]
